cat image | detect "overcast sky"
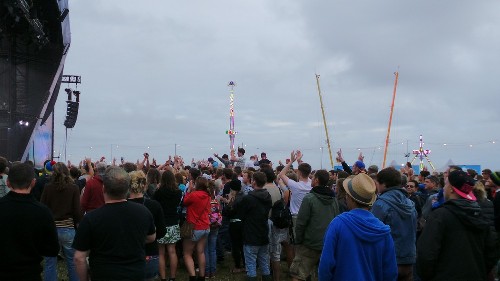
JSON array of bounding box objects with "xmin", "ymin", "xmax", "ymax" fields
[{"xmin": 54, "ymin": 0, "xmax": 500, "ymax": 171}]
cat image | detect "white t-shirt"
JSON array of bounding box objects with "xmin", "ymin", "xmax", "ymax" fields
[
  {"xmin": 287, "ymin": 178, "xmax": 312, "ymax": 215},
  {"xmin": 245, "ymin": 160, "xmax": 257, "ymax": 169}
]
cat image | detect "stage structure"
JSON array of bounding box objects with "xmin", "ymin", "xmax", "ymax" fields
[
  {"xmin": 0, "ymin": 0, "xmax": 71, "ymax": 166},
  {"xmin": 411, "ymin": 134, "xmax": 436, "ymax": 172},
  {"xmin": 61, "ymin": 76, "xmax": 81, "ymax": 162},
  {"xmin": 225, "ymin": 81, "xmax": 237, "ymax": 150}
]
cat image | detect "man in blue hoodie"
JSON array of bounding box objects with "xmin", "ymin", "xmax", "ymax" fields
[
  {"xmin": 371, "ymin": 167, "xmax": 417, "ymax": 280},
  {"xmin": 318, "ymin": 173, "xmax": 397, "ymax": 281}
]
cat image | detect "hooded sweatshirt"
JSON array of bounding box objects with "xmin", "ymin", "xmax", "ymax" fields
[
  {"xmin": 371, "ymin": 187, "xmax": 417, "ymax": 264},
  {"xmin": 236, "ymin": 188, "xmax": 272, "ymax": 246},
  {"xmin": 417, "ymin": 199, "xmax": 498, "ymax": 281},
  {"xmin": 295, "ymin": 186, "xmax": 340, "ymax": 250},
  {"xmin": 318, "ymin": 208, "xmax": 398, "ymax": 281},
  {"xmin": 183, "ymin": 190, "xmax": 211, "ymax": 230}
]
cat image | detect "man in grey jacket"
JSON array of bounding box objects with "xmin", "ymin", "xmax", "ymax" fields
[{"xmin": 289, "ymin": 170, "xmax": 340, "ymax": 281}]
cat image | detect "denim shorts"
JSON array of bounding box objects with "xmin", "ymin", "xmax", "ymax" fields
[{"xmin": 192, "ymin": 229, "xmax": 210, "ymax": 242}]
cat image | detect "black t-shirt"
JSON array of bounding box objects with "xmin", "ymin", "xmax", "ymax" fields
[
  {"xmin": 153, "ymin": 188, "xmax": 182, "ymax": 226},
  {"xmin": 73, "ymin": 201, "xmax": 155, "ymax": 281},
  {"xmin": 75, "ymin": 178, "xmax": 86, "ymax": 193},
  {"xmin": 0, "ymin": 192, "xmax": 59, "ymax": 281},
  {"xmin": 31, "ymin": 173, "xmax": 50, "ymax": 201},
  {"xmin": 128, "ymin": 197, "xmax": 166, "ymax": 256},
  {"xmin": 259, "ymin": 159, "xmax": 271, "ymax": 166}
]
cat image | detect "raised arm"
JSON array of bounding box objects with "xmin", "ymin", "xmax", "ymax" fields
[
  {"xmin": 86, "ymin": 158, "xmax": 94, "ymax": 177},
  {"xmin": 336, "ymin": 149, "xmax": 352, "ymax": 175},
  {"xmin": 138, "ymin": 153, "xmax": 148, "ymax": 170},
  {"xmin": 278, "ymin": 150, "xmax": 297, "ymax": 186}
]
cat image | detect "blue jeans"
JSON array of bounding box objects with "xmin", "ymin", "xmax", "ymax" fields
[
  {"xmin": 204, "ymin": 228, "xmax": 219, "ymax": 275},
  {"xmin": 243, "ymin": 244, "xmax": 270, "ymax": 277},
  {"xmin": 145, "ymin": 255, "xmax": 159, "ymax": 280},
  {"xmin": 44, "ymin": 227, "xmax": 78, "ymax": 281}
]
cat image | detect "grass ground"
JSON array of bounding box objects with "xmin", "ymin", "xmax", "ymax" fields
[{"xmin": 51, "ymin": 252, "xmax": 295, "ymax": 281}]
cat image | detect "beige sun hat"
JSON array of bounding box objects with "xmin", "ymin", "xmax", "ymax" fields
[{"xmin": 343, "ymin": 173, "xmax": 377, "ymax": 206}]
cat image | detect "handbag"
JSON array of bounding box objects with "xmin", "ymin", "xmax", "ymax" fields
[
  {"xmin": 180, "ymin": 197, "xmax": 210, "ymax": 239},
  {"xmin": 180, "ymin": 221, "xmax": 194, "ymax": 239}
]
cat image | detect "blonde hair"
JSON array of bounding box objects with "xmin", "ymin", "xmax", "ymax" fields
[{"xmin": 129, "ymin": 170, "xmax": 147, "ymax": 194}]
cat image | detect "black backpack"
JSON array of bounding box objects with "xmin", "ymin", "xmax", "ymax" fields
[{"xmin": 270, "ymin": 188, "xmax": 292, "ymax": 229}]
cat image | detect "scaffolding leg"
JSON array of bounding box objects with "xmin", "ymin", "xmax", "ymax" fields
[
  {"xmin": 424, "ymin": 155, "xmax": 436, "ymax": 171},
  {"xmin": 409, "ymin": 155, "xmax": 418, "ymax": 164}
]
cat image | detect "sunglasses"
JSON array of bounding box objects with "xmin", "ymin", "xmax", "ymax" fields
[{"xmin": 405, "ymin": 185, "xmax": 416, "ymax": 188}]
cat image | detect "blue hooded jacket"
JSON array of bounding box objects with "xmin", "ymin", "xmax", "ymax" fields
[
  {"xmin": 371, "ymin": 187, "xmax": 417, "ymax": 264},
  {"xmin": 318, "ymin": 209, "xmax": 397, "ymax": 281}
]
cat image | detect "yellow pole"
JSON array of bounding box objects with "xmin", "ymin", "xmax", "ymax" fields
[
  {"xmin": 382, "ymin": 71, "xmax": 399, "ymax": 168},
  {"xmin": 315, "ymin": 74, "xmax": 334, "ymax": 169}
]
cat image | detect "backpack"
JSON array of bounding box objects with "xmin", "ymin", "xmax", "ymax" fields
[
  {"xmin": 270, "ymin": 188, "xmax": 292, "ymax": 229},
  {"xmin": 208, "ymin": 199, "xmax": 223, "ymax": 228}
]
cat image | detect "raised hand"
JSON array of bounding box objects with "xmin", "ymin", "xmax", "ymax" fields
[
  {"xmin": 358, "ymin": 152, "xmax": 364, "ymax": 161},
  {"xmin": 336, "ymin": 149, "xmax": 344, "ymax": 163},
  {"xmin": 296, "ymin": 150, "xmax": 303, "ymax": 162},
  {"xmin": 290, "ymin": 150, "xmax": 296, "ymax": 163}
]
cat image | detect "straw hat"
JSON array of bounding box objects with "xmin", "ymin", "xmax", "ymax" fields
[{"xmin": 343, "ymin": 173, "xmax": 377, "ymax": 206}]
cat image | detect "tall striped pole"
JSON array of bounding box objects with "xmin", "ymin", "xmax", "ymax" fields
[{"xmin": 226, "ymin": 81, "xmax": 237, "ymax": 150}]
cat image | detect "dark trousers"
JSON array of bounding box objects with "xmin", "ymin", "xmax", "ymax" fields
[
  {"xmin": 229, "ymin": 221, "xmax": 245, "ymax": 268},
  {"xmin": 398, "ymin": 264, "xmax": 414, "ymax": 281},
  {"xmin": 216, "ymin": 220, "xmax": 231, "ymax": 261}
]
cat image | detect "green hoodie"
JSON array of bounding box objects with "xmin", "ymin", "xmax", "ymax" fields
[{"xmin": 295, "ymin": 186, "xmax": 340, "ymax": 251}]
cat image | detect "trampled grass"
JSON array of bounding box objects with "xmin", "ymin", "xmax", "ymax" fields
[{"xmin": 50, "ymin": 252, "xmax": 293, "ymax": 281}]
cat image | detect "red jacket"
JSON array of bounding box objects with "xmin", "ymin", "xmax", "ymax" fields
[
  {"xmin": 80, "ymin": 175, "xmax": 105, "ymax": 213},
  {"xmin": 183, "ymin": 190, "xmax": 210, "ymax": 230}
]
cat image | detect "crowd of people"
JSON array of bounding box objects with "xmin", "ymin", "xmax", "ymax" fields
[{"xmin": 0, "ymin": 147, "xmax": 499, "ymax": 281}]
